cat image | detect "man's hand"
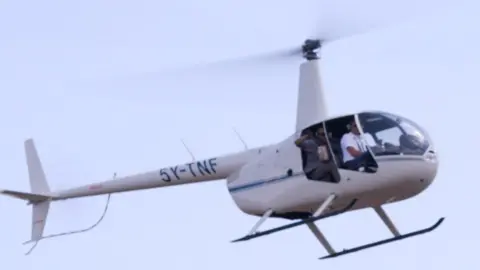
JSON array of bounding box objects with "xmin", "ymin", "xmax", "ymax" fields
[
  {"xmin": 369, "ymin": 145, "xmax": 384, "ymax": 154},
  {"xmin": 295, "ymin": 134, "xmax": 310, "ymax": 146}
]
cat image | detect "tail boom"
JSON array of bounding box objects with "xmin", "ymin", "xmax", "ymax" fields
[
  {"xmin": 53, "ymin": 148, "xmax": 260, "ymax": 200},
  {"xmin": 2, "ymin": 138, "xmax": 261, "ymax": 249}
]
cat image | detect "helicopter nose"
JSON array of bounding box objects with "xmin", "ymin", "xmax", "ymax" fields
[
  {"xmin": 411, "ymin": 153, "xmax": 439, "ymax": 193},
  {"xmin": 420, "ymin": 159, "xmax": 438, "ymax": 184},
  {"xmin": 375, "ymin": 154, "xmax": 438, "ymax": 201}
]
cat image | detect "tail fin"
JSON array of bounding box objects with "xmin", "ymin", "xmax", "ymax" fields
[
  {"xmin": 25, "ymin": 139, "xmax": 50, "ymax": 195},
  {"xmin": 0, "ymin": 139, "xmax": 53, "ymax": 242}
]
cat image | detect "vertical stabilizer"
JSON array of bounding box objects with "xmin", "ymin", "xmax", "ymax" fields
[
  {"xmin": 24, "ymin": 139, "xmax": 51, "ymax": 242},
  {"xmin": 25, "ymin": 139, "xmax": 50, "ymax": 194},
  {"xmin": 31, "ymin": 201, "xmax": 50, "ymax": 241},
  {"xmin": 295, "ymin": 59, "xmax": 328, "ymax": 131}
]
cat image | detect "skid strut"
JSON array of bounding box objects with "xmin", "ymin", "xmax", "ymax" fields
[
  {"xmin": 231, "ymin": 194, "xmax": 356, "ymax": 242},
  {"xmin": 319, "ymin": 206, "xmax": 445, "ymax": 259},
  {"xmin": 232, "ymin": 198, "xmax": 444, "ymax": 260}
]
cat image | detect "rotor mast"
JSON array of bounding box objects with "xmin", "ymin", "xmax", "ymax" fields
[{"xmin": 295, "ymin": 39, "xmax": 327, "ymax": 131}]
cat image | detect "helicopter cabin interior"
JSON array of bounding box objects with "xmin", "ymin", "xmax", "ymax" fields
[
  {"xmin": 296, "ymin": 112, "xmax": 431, "ymax": 182},
  {"xmin": 357, "ymin": 112, "xmax": 430, "ymax": 156},
  {"xmin": 296, "ymin": 114, "xmax": 379, "ymax": 182},
  {"xmin": 297, "ymin": 121, "xmax": 341, "ymax": 184}
]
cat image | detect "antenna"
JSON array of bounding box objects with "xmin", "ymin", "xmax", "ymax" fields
[
  {"xmin": 23, "ymin": 173, "xmax": 115, "ymax": 255},
  {"xmin": 180, "ymin": 139, "xmax": 196, "ymax": 161},
  {"xmin": 233, "ymin": 128, "xmax": 248, "ymax": 150}
]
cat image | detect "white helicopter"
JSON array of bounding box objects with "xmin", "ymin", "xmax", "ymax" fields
[{"xmin": 1, "ymin": 38, "xmax": 443, "ymax": 259}]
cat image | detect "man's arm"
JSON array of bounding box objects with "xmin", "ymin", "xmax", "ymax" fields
[
  {"xmin": 346, "ymin": 146, "xmax": 363, "ymax": 157},
  {"xmin": 341, "ymin": 134, "xmax": 363, "ymax": 157}
]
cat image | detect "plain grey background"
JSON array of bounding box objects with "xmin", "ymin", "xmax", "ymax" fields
[{"xmin": 0, "ymin": 0, "xmax": 477, "ymax": 268}]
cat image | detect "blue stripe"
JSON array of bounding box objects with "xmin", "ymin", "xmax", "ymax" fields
[
  {"xmin": 227, "ymin": 157, "xmax": 416, "ymax": 194},
  {"xmin": 228, "ymin": 171, "xmax": 304, "ymax": 193}
]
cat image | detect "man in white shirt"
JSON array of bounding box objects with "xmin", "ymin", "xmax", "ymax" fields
[{"xmin": 340, "ymin": 119, "xmax": 378, "ymax": 172}]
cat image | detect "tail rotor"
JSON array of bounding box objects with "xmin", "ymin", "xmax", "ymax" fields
[{"xmin": 1, "ymin": 139, "xmax": 112, "ymax": 255}]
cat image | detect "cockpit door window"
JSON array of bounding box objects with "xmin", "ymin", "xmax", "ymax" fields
[{"xmin": 358, "ymin": 112, "xmax": 430, "ymax": 156}]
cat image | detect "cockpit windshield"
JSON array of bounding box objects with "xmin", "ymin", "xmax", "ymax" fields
[{"xmin": 358, "ymin": 112, "xmax": 430, "ymax": 156}]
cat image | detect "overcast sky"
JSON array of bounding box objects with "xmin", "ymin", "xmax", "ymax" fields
[{"xmin": 1, "ymin": 0, "xmax": 478, "ymax": 269}]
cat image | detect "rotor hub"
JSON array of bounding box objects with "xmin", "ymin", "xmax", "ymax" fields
[{"xmin": 302, "ymin": 39, "xmax": 321, "ymax": 61}]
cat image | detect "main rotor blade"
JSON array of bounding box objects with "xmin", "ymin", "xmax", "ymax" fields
[
  {"xmin": 166, "ymin": 46, "xmax": 302, "ymax": 73},
  {"xmin": 105, "ymin": 18, "xmax": 403, "ymax": 83},
  {"xmin": 78, "ymin": 0, "xmax": 459, "ymax": 90},
  {"xmin": 84, "ymin": 46, "xmax": 302, "ymax": 85}
]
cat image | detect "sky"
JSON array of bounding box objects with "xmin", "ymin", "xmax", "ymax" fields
[{"xmin": 0, "ymin": 0, "xmax": 479, "ymax": 268}]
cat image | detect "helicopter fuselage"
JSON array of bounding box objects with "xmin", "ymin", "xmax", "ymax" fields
[
  {"xmin": 49, "ymin": 110, "xmax": 438, "ymax": 222},
  {"xmin": 227, "ymin": 110, "xmax": 437, "ymax": 219}
]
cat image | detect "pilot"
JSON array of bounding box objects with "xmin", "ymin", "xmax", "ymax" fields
[
  {"xmin": 295, "ymin": 126, "xmax": 339, "ymax": 182},
  {"xmin": 340, "ymin": 119, "xmax": 377, "ymax": 172}
]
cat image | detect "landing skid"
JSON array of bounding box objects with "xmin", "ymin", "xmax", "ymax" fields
[
  {"xmin": 320, "ymin": 217, "xmax": 444, "ymax": 259},
  {"xmin": 232, "ymin": 196, "xmax": 445, "ymax": 260}
]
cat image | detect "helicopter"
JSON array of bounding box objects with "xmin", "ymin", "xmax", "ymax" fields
[{"xmin": 0, "ymin": 36, "xmax": 443, "ymax": 259}]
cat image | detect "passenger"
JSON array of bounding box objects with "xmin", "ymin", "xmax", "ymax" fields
[
  {"xmin": 295, "ymin": 126, "xmax": 339, "ymax": 182},
  {"xmin": 340, "ymin": 119, "xmax": 377, "ymax": 172}
]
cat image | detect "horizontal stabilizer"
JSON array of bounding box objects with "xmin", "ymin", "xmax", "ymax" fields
[{"xmin": 0, "ymin": 189, "xmax": 52, "ymax": 203}]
